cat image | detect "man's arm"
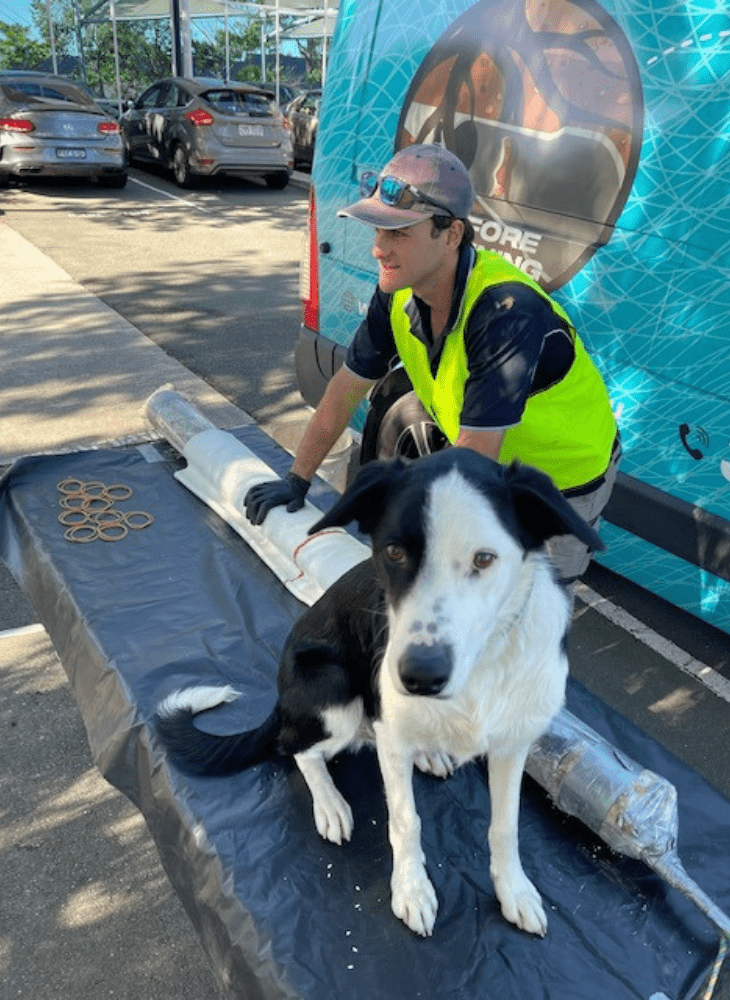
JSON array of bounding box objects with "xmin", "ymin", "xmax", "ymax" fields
[
  {"xmin": 244, "ymin": 365, "xmax": 374, "ymax": 524},
  {"xmin": 290, "ymin": 365, "xmax": 375, "ymax": 481},
  {"xmin": 455, "ymin": 427, "xmax": 505, "ymax": 461}
]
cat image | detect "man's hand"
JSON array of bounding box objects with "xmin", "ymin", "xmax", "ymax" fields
[{"xmin": 244, "ymin": 472, "xmax": 310, "ymax": 525}]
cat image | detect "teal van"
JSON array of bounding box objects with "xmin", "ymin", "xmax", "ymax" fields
[{"xmin": 296, "ymin": 0, "xmax": 730, "ymax": 634}]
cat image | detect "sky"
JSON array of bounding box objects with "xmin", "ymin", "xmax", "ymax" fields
[{"xmin": 0, "ymin": 1, "xmax": 38, "ymax": 33}]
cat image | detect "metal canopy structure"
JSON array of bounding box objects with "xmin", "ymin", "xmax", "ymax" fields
[
  {"xmin": 84, "ymin": 0, "xmax": 338, "ymax": 21},
  {"xmin": 65, "ymin": 0, "xmax": 339, "ymax": 108},
  {"xmin": 280, "ymin": 10, "xmax": 337, "ymax": 38}
]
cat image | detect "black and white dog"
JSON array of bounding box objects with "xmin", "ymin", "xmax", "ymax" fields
[{"xmin": 156, "ymin": 449, "xmax": 602, "ymax": 938}]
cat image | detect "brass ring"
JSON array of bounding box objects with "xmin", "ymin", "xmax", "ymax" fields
[
  {"xmin": 124, "ymin": 511, "xmax": 154, "ymax": 530},
  {"xmin": 103, "ymin": 484, "xmax": 134, "ymax": 502},
  {"xmin": 60, "ymin": 495, "xmax": 88, "ymax": 510},
  {"xmin": 59, "ymin": 509, "xmax": 90, "ymax": 527},
  {"xmin": 57, "ymin": 478, "xmax": 87, "ymax": 496},
  {"xmin": 64, "ymin": 524, "xmax": 98, "ymax": 543},
  {"xmin": 97, "ymin": 522, "xmax": 128, "ymax": 542},
  {"xmin": 79, "ymin": 481, "xmax": 107, "ymax": 498},
  {"xmin": 90, "ymin": 508, "xmax": 125, "ymax": 526},
  {"xmin": 83, "ymin": 496, "xmax": 113, "ymax": 513}
]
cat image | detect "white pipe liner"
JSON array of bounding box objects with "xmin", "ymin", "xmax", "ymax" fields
[{"xmin": 176, "ymin": 429, "xmax": 369, "ymax": 606}]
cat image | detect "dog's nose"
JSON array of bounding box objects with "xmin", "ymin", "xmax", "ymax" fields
[{"xmin": 398, "ymin": 643, "xmax": 452, "ymax": 696}]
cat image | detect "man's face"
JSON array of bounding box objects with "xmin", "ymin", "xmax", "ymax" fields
[{"xmin": 371, "ymin": 218, "xmax": 453, "ymax": 297}]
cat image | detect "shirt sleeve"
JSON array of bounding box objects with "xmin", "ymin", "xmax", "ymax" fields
[
  {"xmin": 460, "ymin": 283, "xmax": 562, "ymax": 430},
  {"xmin": 345, "ymin": 287, "xmax": 398, "ymax": 381}
]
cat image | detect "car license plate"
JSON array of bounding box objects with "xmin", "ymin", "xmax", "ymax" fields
[
  {"xmin": 56, "ymin": 148, "xmax": 87, "ymax": 159},
  {"xmin": 238, "ymin": 125, "xmax": 264, "ymax": 137}
]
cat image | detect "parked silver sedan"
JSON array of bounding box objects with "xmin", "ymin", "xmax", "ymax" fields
[
  {"xmin": 121, "ymin": 77, "xmax": 293, "ymax": 189},
  {"xmin": 0, "ymin": 72, "xmax": 127, "ymax": 188}
]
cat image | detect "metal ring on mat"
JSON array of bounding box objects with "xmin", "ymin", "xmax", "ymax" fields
[
  {"xmin": 57, "ymin": 478, "xmax": 87, "ymax": 495},
  {"xmin": 103, "ymin": 483, "xmax": 134, "ymax": 502},
  {"xmin": 124, "ymin": 511, "xmax": 154, "ymax": 530},
  {"xmin": 59, "ymin": 510, "xmax": 90, "ymax": 527},
  {"xmin": 97, "ymin": 522, "xmax": 129, "ymax": 542},
  {"xmin": 64, "ymin": 524, "xmax": 98, "ymax": 543}
]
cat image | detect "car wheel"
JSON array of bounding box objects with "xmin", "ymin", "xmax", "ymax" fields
[
  {"xmin": 171, "ymin": 144, "xmax": 196, "ymax": 189},
  {"xmin": 264, "ymin": 171, "xmax": 290, "ymax": 190},
  {"xmin": 360, "ymin": 368, "xmax": 450, "ymax": 463},
  {"xmin": 0, "ymin": 170, "xmax": 10, "ymax": 188}
]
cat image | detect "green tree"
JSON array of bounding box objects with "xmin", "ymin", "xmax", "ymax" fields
[
  {"xmin": 295, "ymin": 36, "xmax": 323, "ymax": 85},
  {"xmin": 0, "ymin": 21, "xmax": 48, "ymax": 70},
  {"xmin": 84, "ymin": 18, "xmax": 172, "ymax": 96},
  {"xmin": 29, "ymin": 0, "xmax": 173, "ymax": 96},
  {"xmin": 193, "ymin": 26, "xmax": 253, "ymax": 80},
  {"xmin": 30, "ymin": 0, "xmax": 74, "ymax": 62}
]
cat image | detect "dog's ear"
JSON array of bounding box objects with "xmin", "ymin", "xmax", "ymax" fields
[
  {"xmin": 309, "ymin": 458, "xmax": 408, "ymax": 537},
  {"xmin": 503, "ymin": 461, "xmax": 606, "ymax": 552}
]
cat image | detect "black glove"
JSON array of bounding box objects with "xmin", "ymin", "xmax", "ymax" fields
[{"xmin": 244, "ymin": 472, "xmax": 310, "ymax": 525}]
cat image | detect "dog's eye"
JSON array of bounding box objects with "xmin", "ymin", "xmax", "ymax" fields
[
  {"xmin": 384, "ymin": 543, "xmax": 406, "ymax": 564},
  {"xmin": 473, "ymin": 550, "xmax": 496, "ymax": 570}
]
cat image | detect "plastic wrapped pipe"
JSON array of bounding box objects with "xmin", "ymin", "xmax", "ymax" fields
[
  {"xmin": 144, "ymin": 386, "xmax": 370, "ymax": 607},
  {"xmin": 144, "ymin": 385, "xmax": 218, "ymax": 454},
  {"xmin": 526, "ymin": 709, "xmax": 730, "ymax": 939},
  {"xmin": 145, "ymin": 386, "xmax": 730, "ymax": 944}
]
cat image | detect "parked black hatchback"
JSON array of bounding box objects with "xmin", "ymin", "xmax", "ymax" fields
[{"xmin": 121, "ymin": 77, "xmax": 293, "ymax": 188}]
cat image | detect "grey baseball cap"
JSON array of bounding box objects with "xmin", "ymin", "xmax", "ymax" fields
[{"xmin": 338, "ymin": 143, "xmax": 475, "ymax": 229}]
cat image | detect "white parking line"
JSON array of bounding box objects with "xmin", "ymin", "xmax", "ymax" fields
[
  {"xmin": 127, "ymin": 174, "xmax": 210, "ymax": 212},
  {"xmin": 575, "ymin": 582, "xmax": 730, "ymax": 705}
]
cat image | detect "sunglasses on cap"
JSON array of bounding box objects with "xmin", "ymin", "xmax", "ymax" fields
[{"xmin": 359, "ymin": 170, "xmax": 455, "ymax": 217}]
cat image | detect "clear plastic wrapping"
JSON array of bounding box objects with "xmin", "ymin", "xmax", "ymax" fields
[{"xmin": 527, "ymin": 709, "xmax": 730, "ymax": 937}]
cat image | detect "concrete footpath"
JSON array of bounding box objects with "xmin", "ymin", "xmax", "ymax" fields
[{"xmin": 0, "ymin": 221, "xmax": 240, "ymax": 999}]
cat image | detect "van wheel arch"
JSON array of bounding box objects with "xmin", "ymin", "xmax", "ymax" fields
[{"xmin": 360, "ymin": 368, "xmax": 450, "ymax": 463}]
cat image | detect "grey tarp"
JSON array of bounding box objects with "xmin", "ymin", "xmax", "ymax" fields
[{"xmin": 1, "ymin": 425, "xmax": 728, "ymax": 1000}]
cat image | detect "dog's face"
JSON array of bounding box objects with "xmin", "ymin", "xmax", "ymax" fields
[
  {"xmin": 311, "ymin": 450, "xmax": 603, "ymax": 700},
  {"xmin": 369, "ymin": 465, "xmax": 533, "ymax": 699}
]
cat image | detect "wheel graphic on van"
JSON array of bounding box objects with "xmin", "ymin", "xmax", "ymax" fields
[{"xmin": 395, "ymin": 0, "xmax": 643, "ymax": 291}]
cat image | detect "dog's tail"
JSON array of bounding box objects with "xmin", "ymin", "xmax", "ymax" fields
[{"xmin": 155, "ymin": 685, "xmax": 281, "ymax": 776}]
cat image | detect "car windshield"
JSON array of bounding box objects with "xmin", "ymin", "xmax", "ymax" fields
[
  {"xmin": 1, "ymin": 79, "xmax": 97, "ymax": 107},
  {"xmin": 202, "ymin": 89, "xmax": 276, "ymax": 118}
]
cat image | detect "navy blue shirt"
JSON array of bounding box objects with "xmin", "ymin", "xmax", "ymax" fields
[{"xmin": 345, "ymin": 244, "xmax": 575, "ymax": 431}]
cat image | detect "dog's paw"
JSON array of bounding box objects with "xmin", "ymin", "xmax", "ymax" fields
[
  {"xmin": 391, "ymin": 863, "xmax": 438, "ymax": 937},
  {"xmin": 492, "ymin": 869, "xmax": 547, "ymax": 937},
  {"xmin": 414, "ymin": 750, "xmax": 455, "ymax": 778},
  {"xmin": 312, "ymin": 789, "xmax": 353, "ymax": 845}
]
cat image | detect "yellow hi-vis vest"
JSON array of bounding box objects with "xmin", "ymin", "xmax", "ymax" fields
[{"xmin": 390, "ymin": 249, "xmax": 616, "ymax": 491}]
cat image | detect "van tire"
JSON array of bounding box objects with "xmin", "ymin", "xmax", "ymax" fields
[{"xmin": 360, "ymin": 368, "xmax": 450, "ymax": 463}]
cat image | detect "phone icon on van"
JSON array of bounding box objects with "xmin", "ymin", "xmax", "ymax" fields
[{"xmin": 679, "ymin": 423, "xmax": 704, "ymax": 460}]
